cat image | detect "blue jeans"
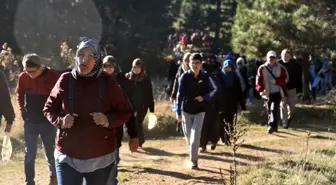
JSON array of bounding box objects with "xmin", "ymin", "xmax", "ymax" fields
[
  {"xmin": 106, "ymin": 148, "xmax": 119, "ymax": 185},
  {"xmin": 57, "ymin": 159, "xmax": 113, "ymax": 185},
  {"xmin": 24, "ymin": 121, "xmax": 56, "ymax": 185}
]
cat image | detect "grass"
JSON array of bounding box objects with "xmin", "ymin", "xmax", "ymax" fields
[{"xmin": 237, "ymin": 144, "xmax": 336, "ymax": 185}]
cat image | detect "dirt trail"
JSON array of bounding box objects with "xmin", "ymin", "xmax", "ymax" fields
[
  {"xmin": 117, "ymin": 127, "xmax": 335, "ymax": 185},
  {"xmin": 0, "ymin": 101, "xmax": 335, "ymax": 185}
]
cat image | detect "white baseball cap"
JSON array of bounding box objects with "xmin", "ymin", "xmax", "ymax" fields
[{"xmin": 267, "ymin": 50, "xmax": 277, "ymax": 59}]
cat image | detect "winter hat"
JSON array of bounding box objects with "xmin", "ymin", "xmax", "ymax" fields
[
  {"xmin": 22, "ymin": 53, "xmax": 41, "ymax": 68},
  {"xmin": 236, "ymin": 57, "xmax": 245, "ymax": 65},
  {"xmin": 189, "ymin": 53, "xmax": 202, "ymax": 61}
]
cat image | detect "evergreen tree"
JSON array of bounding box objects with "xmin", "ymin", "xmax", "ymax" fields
[{"xmin": 175, "ymin": 0, "xmax": 206, "ymax": 31}]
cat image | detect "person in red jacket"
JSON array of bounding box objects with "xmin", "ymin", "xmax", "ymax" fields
[
  {"xmin": 43, "ymin": 37, "xmax": 131, "ymax": 185},
  {"xmin": 255, "ymin": 50, "xmax": 288, "ymax": 134},
  {"xmin": 16, "ymin": 53, "xmax": 60, "ymax": 185}
]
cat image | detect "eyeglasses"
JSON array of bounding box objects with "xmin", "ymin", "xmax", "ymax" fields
[
  {"xmin": 103, "ymin": 64, "xmax": 114, "ymax": 68},
  {"xmin": 24, "ymin": 69, "xmax": 37, "ymax": 74}
]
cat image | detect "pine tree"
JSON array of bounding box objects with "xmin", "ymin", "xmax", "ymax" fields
[{"xmin": 175, "ymin": 0, "xmax": 206, "ymax": 31}]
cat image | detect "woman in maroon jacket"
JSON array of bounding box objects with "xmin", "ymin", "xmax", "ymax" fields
[{"xmin": 43, "ymin": 37, "xmax": 131, "ymax": 185}]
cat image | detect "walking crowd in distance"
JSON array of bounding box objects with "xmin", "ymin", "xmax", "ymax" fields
[{"xmin": 0, "ymin": 34, "xmax": 335, "ymax": 185}]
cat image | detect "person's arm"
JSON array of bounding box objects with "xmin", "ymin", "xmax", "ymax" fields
[
  {"xmin": 105, "ymin": 77, "xmax": 132, "ymax": 128},
  {"xmin": 16, "ymin": 72, "xmax": 26, "ymax": 120},
  {"xmin": 202, "ymin": 76, "xmax": 218, "ymax": 101},
  {"xmin": 125, "ymin": 114, "xmax": 137, "ymax": 139},
  {"xmin": 255, "ymin": 66, "xmax": 264, "ymax": 92},
  {"xmin": 235, "ymin": 75, "xmax": 245, "ymax": 110},
  {"xmin": 275, "ymin": 65, "xmax": 289, "ymax": 86},
  {"xmin": 146, "ymin": 76, "xmax": 155, "ymax": 113},
  {"xmin": 43, "ymin": 74, "xmax": 66, "ymax": 129},
  {"xmin": 119, "ymin": 86, "xmax": 137, "ymax": 139},
  {"xmin": 170, "ymin": 73, "xmax": 180, "ymax": 100},
  {"xmin": 0, "ymin": 71, "xmax": 15, "ymax": 125},
  {"xmin": 176, "ymin": 74, "xmax": 186, "ymax": 116}
]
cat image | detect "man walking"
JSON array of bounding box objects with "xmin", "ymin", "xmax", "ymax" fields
[
  {"xmin": 176, "ymin": 53, "xmax": 217, "ymax": 169},
  {"xmin": 16, "ymin": 53, "xmax": 60, "ymax": 185},
  {"xmin": 256, "ymin": 51, "xmax": 288, "ymax": 134},
  {"xmin": 278, "ymin": 49, "xmax": 302, "ymax": 128}
]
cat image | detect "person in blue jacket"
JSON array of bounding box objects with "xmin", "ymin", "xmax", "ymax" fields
[{"xmin": 176, "ymin": 53, "xmax": 217, "ymax": 169}]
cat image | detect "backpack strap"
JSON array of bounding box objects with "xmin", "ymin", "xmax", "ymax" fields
[
  {"xmin": 97, "ymin": 76, "xmax": 106, "ymax": 112},
  {"xmin": 68, "ymin": 74, "xmax": 75, "ymax": 114}
]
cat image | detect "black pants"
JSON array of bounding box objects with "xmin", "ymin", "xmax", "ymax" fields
[
  {"xmin": 200, "ymin": 110, "xmax": 219, "ymax": 148},
  {"xmin": 135, "ymin": 108, "xmax": 147, "ymax": 146},
  {"xmin": 266, "ymin": 92, "xmax": 282, "ymax": 129},
  {"xmin": 218, "ymin": 112, "xmax": 235, "ymax": 144}
]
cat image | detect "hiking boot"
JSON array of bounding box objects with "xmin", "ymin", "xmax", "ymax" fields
[
  {"xmin": 49, "ymin": 176, "xmax": 57, "ymax": 185},
  {"xmin": 282, "ymin": 119, "xmax": 289, "ymax": 129},
  {"xmin": 200, "ymin": 147, "xmax": 207, "ymax": 153},
  {"xmin": 285, "ymin": 118, "xmax": 291, "ymax": 129},
  {"xmin": 274, "ymin": 127, "xmax": 278, "ymax": 132},
  {"xmin": 211, "ymin": 144, "xmax": 217, "ymax": 150},
  {"xmin": 268, "ymin": 126, "xmax": 274, "ymax": 134},
  {"xmin": 221, "ymin": 136, "xmax": 225, "ymax": 144},
  {"xmin": 191, "ymin": 161, "xmax": 198, "ymax": 170}
]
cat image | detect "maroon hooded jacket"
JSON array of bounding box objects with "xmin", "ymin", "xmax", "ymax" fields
[{"xmin": 43, "ymin": 72, "xmax": 131, "ymax": 159}]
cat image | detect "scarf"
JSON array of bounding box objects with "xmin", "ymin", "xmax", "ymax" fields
[
  {"xmin": 72, "ymin": 37, "xmax": 102, "ymax": 78},
  {"xmin": 221, "ymin": 59, "xmax": 236, "ymax": 87},
  {"xmin": 126, "ymin": 58, "xmax": 147, "ymax": 82}
]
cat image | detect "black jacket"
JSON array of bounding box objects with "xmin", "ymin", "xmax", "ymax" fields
[
  {"xmin": 218, "ymin": 72, "xmax": 243, "ymax": 115},
  {"xmin": 176, "ymin": 70, "xmax": 217, "ymax": 115},
  {"xmin": 171, "ymin": 65, "xmax": 187, "ymax": 100},
  {"xmin": 123, "ymin": 75, "xmax": 155, "ymax": 113},
  {"xmin": 115, "ymin": 73, "xmax": 138, "ymax": 143},
  {"xmin": 0, "ymin": 70, "xmax": 15, "ymax": 125},
  {"xmin": 278, "ymin": 59, "xmax": 302, "ymax": 91}
]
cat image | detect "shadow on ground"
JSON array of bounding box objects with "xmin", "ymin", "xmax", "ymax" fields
[
  {"xmin": 131, "ymin": 166, "xmax": 221, "ymax": 184},
  {"xmin": 244, "ymin": 100, "xmax": 336, "ymax": 133}
]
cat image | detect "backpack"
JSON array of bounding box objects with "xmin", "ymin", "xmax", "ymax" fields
[{"xmin": 68, "ymin": 74, "xmax": 106, "ymax": 114}]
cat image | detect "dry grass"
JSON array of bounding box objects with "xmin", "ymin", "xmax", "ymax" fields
[{"xmin": 237, "ymin": 144, "xmax": 336, "ymax": 185}]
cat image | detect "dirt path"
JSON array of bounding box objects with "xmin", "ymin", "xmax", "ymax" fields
[
  {"xmin": 0, "ymin": 124, "xmax": 334, "ymax": 185},
  {"xmin": 117, "ymin": 127, "xmax": 335, "ymax": 185}
]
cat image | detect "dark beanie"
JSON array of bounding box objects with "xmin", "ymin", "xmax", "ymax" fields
[{"xmin": 189, "ymin": 53, "xmax": 202, "ymax": 61}]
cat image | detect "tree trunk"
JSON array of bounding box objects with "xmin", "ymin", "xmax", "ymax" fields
[
  {"xmin": 302, "ymin": 52, "xmax": 310, "ymax": 103},
  {"xmin": 214, "ymin": 0, "xmax": 221, "ymax": 54}
]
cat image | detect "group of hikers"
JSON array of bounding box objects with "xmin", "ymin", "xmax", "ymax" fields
[
  {"xmin": 0, "ymin": 38, "xmax": 155, "ymax": 185},
  {"xmin": 0, "ymin": 36, "xmax": 335, "ymax": 185}
]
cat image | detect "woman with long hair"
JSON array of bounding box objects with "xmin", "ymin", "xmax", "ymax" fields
[{"xmin": 123, "ymin": 58, "xmax": 155, "ymax": 148}]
